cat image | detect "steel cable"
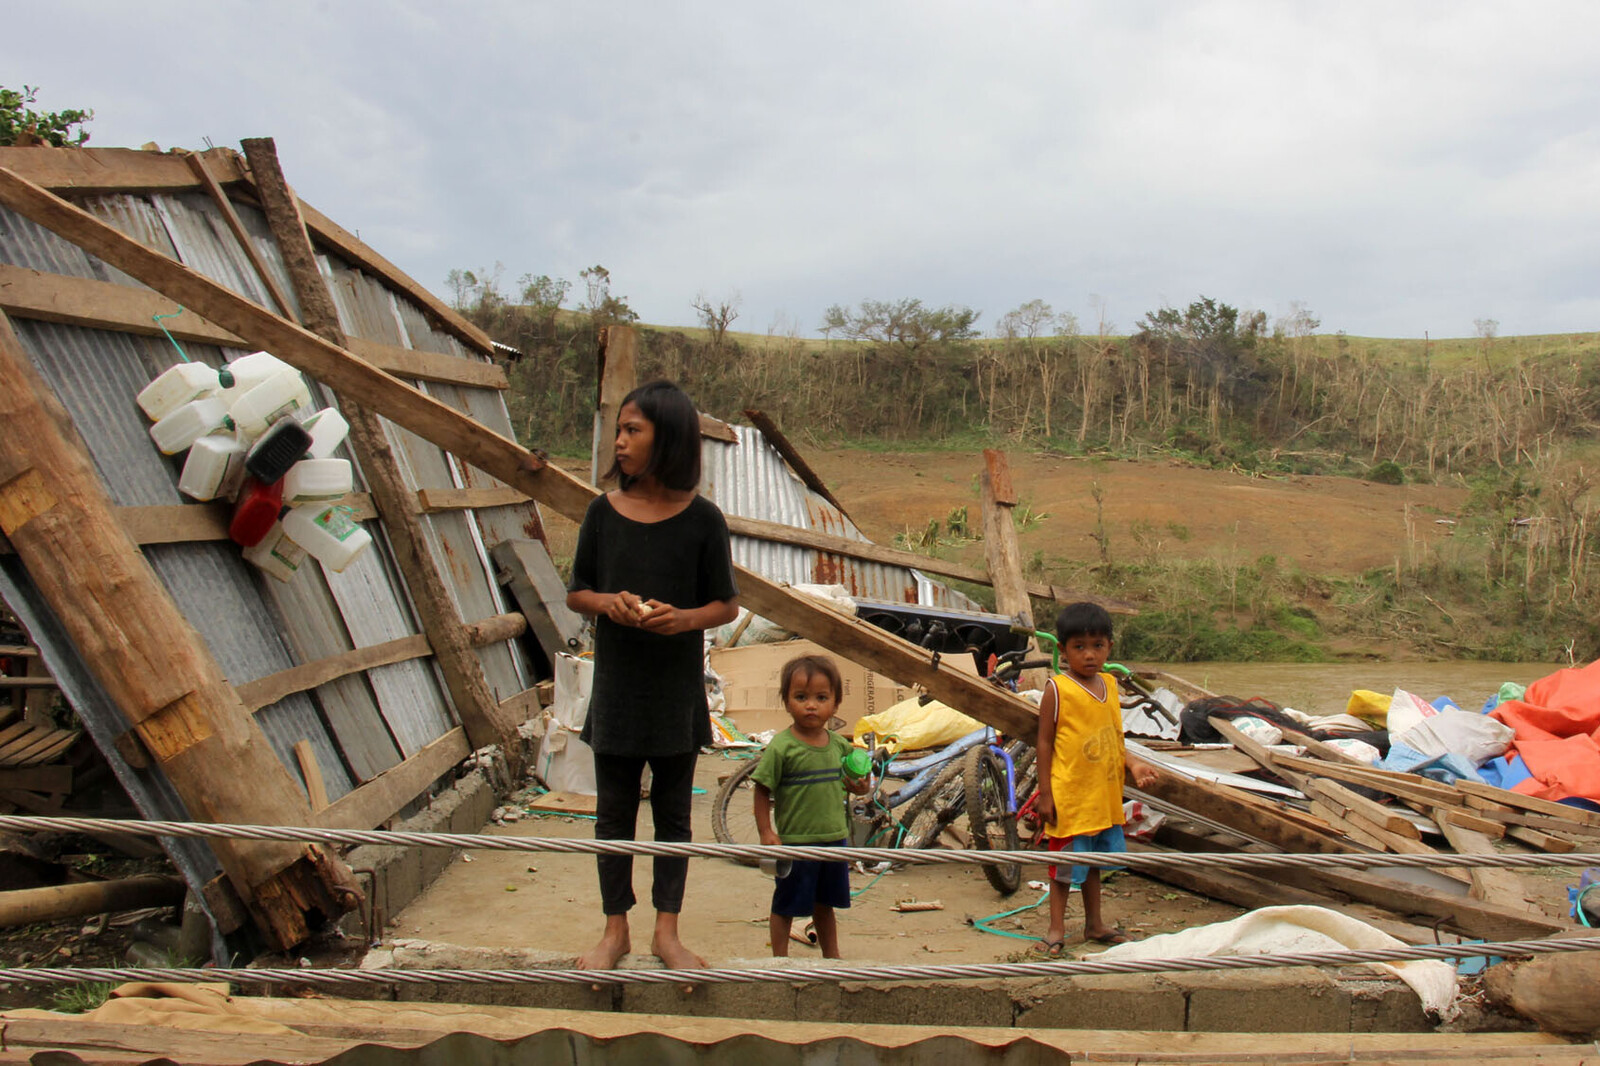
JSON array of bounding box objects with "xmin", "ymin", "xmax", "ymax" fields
[
  {"xmin": 0, "ymin": 814, "xmax": 1594, "ymax": 873},
  {"xmin": 2, "ymin": 935, "xmax": 1598, "ymax": 988}
]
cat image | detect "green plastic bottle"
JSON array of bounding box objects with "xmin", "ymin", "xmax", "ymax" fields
[{"xmin": 841, "ymin": 747, "xmax": 873, "ymax": 781}]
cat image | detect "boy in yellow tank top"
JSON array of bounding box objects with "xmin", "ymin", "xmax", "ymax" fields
[{"xmin": 1034, "ymin": 603, "xmax": 1159, "ymax": 955}]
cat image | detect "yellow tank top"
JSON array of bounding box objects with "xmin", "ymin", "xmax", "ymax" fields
[{"xmin": 1043, "ymin": 672, "xmax": 1126, "ymax": 838}]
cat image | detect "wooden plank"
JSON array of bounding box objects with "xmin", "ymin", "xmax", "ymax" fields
[
  {"xmin": 1454, "ymin": 779, "xmax": 1600, "ymax": 828},
  {"xmin": 0, "ymin": 677, "xmax": 58, "ymax": 688},
  {"xmin": 416, "ymin": 486, "xmax": 527, "ymax": 513},
  {"xmin": 742, "ymin": 409, "xmax": 853, "ymax": 519},
  {"xmin": 1271, "ymin": 753, "xmax": 1462, "ymax": 806},
  {"xmin": 186, "ymin": 152, "xmax": 296, "ymax": 319},
  {"xmin": 1300, "ymin": 778, "xmax": 1422, "ymax": 840},
  {"xmin": 1505, "ymin": 825, "xmax": 1580, "ymax": 853},
  {"xmin": 0, "ymin": 263, "xmax": 506, "ymax": 389},
  {"xmin": 315, "ymin": 727, "xmax": 471, "ymax": 830},
  {"xmin": 1141, "ymin": 772, "xmax": 1353, "ymax": 855},
  {"xmin": 344, "ymin": 335, "xmax": 507, "ymax": 389},
  {"xmin": 983, "ymin": 447, "xmax": 1018, "ymax": 506},
  {"xmin": 242, "ymin": 136, "xmax": 521, "ymax": 775},
  {"xmin": 1430, "ymin": 805, "xmax": 1509, "ymax": 839},
  {"xmin": 0, "ymin": 645, "xmax": 37, "ymax": 657},
  {"xmin": 591, "ymin": 325, "xmax": 637, "ymax": 486},
  {"xmin": 0, "ymin": 765, "xmax": 70, "ymax": 792},
  {"xmin": 0, "ymin": 162, "xmax": 1050, "ymax": 743},
  {"xmin": 1463, "ymin": 800, "xmax": 1600, "ymax": 839},
  {"xmin": 526, "ymin": 790, "xmax": 598, "ymax": 816},
  {"xmin": 0, "ymin": 145, "xmax": 246, "ymax": 193},
  {"xmin": 1309, "ymin": 799, "xmax": 1389, "ymax": 850},
  {"xmin": 293, "ymin": 739, "xmax": 330, "ymax": 811},
  {"xmin": 234, "ymin": 612, "xmax": 527, "ymax": 714},
  {"xmin": 234, "ymin": 635, "xmax": 431, "ymax": 712},
  {"xmin": 17, "ymin": 730, "xmax": 78, "ymax": 767},
  {"xmin": 0, "ymin": 309, "xmax": 356, "ymax": 950},
  {"xmin": 1434, "ymin": 811, "xmax": 1535, "ymax": 911}
]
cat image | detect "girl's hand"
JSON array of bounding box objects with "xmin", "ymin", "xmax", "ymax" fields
[
  {"xmin": 638, "ymin": 600, "xmax": 689, "ymax": 635},
  {"xmin": 1033, "ymin": 791, "xmax": 1055, "ymax": 827},
  {"xmin": 604, "ymin": 590, "xmax": 648, "ymax": 626}
]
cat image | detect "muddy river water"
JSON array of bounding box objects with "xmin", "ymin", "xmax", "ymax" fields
[{"xmin": 1147, "ymin": 660, "xmax": 1566, "ymax": 717}]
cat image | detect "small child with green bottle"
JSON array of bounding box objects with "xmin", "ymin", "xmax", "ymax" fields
[{"xmin": 750, "ymin": 653, "xmax": 869, "ymax": 958}]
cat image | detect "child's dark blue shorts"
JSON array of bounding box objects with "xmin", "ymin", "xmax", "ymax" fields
[{"xmin": 771, "ymin": 839, "xmax": 851, "ymax": 917}]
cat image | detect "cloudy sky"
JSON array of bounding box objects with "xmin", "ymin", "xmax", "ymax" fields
[{"xmin": 7, "ymin": 2, "xmax": 1597, "ymax": 339}]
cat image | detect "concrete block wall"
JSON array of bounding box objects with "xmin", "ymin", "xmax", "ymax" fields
[{"xmin": 338, "ymin": 768, "xmax": 497, "ymax": 941}]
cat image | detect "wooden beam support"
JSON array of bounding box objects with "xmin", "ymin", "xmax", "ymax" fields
[
  {"xmin": 293, "ymin": 740, "xmax": 330, "ymax": 811},
  {"xmin": 980, "ymin": 449, "xmax": 1032, "ymax": 630},
  {"xmin": 0, "ymin": 310, "xmax": 357, "ymax": 950},
  {"xmin": 1434, "ymin": 812, "xmax": 1535, "ymax": 911},
  {"xmin": 1454, "ymin": 780, "xmax": 1600, "ymax": 828},
  {"xmin": 0, "ymin": 264, "xmax": 506, "ymax": 388},
  {"xmin": 314, "ymin": 727, "xmax": 471, "ymax": 830},
  {"xmin": 234, "ymin": 613, "xmax": 526, "ymax": 713},
  {"xmin": 0, "ymin": 874, "xmax": 186, "ymax": 929},
  {"xmin": 241, "ymin": 136, "xmax": 521, "ymax": 776},
  {"xmin": 742, "ymin": 409, "xmax": 852, "ymax": 519},
  {"xmin": 591, "ymin": 325, "xmax": 637, "ymax": 487},
  {"xmin": 0, "ymin": 161, "xmax": 1041, "ymax": 742}
]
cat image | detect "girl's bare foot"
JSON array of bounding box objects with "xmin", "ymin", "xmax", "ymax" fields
[
  {"xmin": 576, "ymin": 916, "xmax": 631, "ymax": 969},
  {"xmin": 651, "ymin": 911, "xmax": 705, "ymax": 969}
]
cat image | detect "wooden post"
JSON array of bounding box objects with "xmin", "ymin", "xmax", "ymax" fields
[
  {"xmin": 591, "ymin": 326, "xmax": 637, "ymax": 487},
  {"xmin": 0, "ymin": 312, "xmax": 359, "ymax": 951},
  {"xmin": 0, "ymin": 161, "xmax": 1039, "ymax": 738},
  {"xmin": 0, "ymin": 874, "xmax": 186, "ymax": 929},
  {"xmin": 239, "ymin": 137, "xmax": 524, "ymax": 776},
  {"xmin": 979, "ymin": 449, "xmax": 1044, "ymax": 688}
]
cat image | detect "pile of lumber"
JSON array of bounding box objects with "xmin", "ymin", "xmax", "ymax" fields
[{"xmin": 1131, "ymin": 691, "xmax": 1589, "ymax": 942}]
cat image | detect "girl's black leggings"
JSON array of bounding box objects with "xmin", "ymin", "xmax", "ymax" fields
[{"xmin": 592, "ymin": 750, "xmax": 698, "ymax": 915}]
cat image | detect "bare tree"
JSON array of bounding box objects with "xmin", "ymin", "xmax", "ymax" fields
[{"xmin": 692, "ymin": 290, "xmax": 742, "ymax": 350}]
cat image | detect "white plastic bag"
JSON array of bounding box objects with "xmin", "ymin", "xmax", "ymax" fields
[
  {"xmin": 1231, "ymin": 715, "xmax": 1284, "ymax": 747},
  {"xmin": 1385, "ymin": 688, "xmax": 1438, "ymax": 737},
  {"xmin": 538, "ymin": 653, "xmax": 596, "ymax": 794}
]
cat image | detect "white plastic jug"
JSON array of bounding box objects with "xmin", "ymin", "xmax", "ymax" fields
[
  {"xmin": 300, "ymin": 408, "xmax": 350, "ymax": 460},
  {"xmin": 282, "ymin": 502, "xmax": 372, "ymax": 573},
  {"xmin": 218, "ymin": 350, "xmax": 293, "ymax": 399},
  {"xmin": 137, "ymin": 362, "xmax": 221, "ymax": 422},
  {"xmin": 282, "ymin": 458, "xmax": 353, "ymax": 505},
  {"xmin": 229, "ymin": 369, "xmax": 312, "ymax": 439},
  {"xmin": 178, "ymin": 433, "xmax": 247, "ymax": 502},
  {"xmin": 149, "ymin": 395, "xmax": 231, "ymax": 455},
  {"xmin": 242, "ymin": 521, "xmax": 307, "ymax": 582}
]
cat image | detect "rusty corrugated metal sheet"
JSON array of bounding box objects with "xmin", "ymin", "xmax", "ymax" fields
[{"xmin": 700, "ymin": 424, "xmax": 984, "ymax": 610}]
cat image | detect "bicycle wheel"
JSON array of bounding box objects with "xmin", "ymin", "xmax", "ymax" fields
[
  {"xmin": 964, "ymin": 746, "xmax": 1021, "ymax": 895},
  {"xmin": 897, "ymin": 758, "xmax": 966, "ymax": 852},
  {"xmin": 711, "ymin": 758, "xmax": 762, "ymax": 866}
]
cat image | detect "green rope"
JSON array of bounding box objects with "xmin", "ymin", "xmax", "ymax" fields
[{"xmin": 971, "ymin": 890, "xmax": 1049, "ymax": 941}]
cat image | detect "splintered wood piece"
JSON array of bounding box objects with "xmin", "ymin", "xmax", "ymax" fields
[
  {"xmin": 892, "ymin": 899, "xmax": 944, "ymax": 913},
  {"xmin": 1434, "ymin": 811, "xmax": 1536, "ymax": 911},
  {"xmin": 293, "ymin": 740, "xmax": 329, "ymax": 812}
]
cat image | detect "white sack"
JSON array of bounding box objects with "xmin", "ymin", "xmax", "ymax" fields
[
  {"xmin": 1395, "ymin": 708, "xmax": 1515, "ymax": 764},
  {"xmin": 1090, "ymin": 904, "xmax": 1457, "ymax": 1017},
  {"xmin": 538, "ymin": 653, "xmax": 596, "ymax": 794}
]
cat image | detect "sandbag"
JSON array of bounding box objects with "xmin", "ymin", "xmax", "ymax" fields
[{"xmin": 1394, "ymin": 707, "xmax": 1514, "ymax": 764}]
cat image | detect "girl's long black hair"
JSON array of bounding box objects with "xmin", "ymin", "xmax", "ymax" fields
[{"xmin": 607, "ymin": 379, "xmax": 703, "ymax": 492}]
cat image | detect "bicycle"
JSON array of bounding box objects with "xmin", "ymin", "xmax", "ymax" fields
[{"xmin": 710, "ymin": 727, "xmax": 986, "ymax": 866}]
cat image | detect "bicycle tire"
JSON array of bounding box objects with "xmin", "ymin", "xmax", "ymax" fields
[
  {"xmin": 897, "ymin": 758, "xmax": 966, "ymax": 852},
  {"xmin": 711, "ymin": 758, "xmax": 763, "ymax": 866},
  {"xmin": 965, "ymin": 746, "xmax": 1021, "ymax": 895}
]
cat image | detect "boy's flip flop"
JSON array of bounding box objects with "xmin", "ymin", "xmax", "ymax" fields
[
  {"xmin": 1088, "ymin": 929, "xmax": 1134, "ymax": 945},
  {"xmin": 1032, "ymin": 937, "xmax": 1066, "ymax": 958}
]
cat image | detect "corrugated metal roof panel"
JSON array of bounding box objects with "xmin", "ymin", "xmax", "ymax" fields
[{"xmin": 700, "ymin": 424, "xmax": 984, "ymax": 610}]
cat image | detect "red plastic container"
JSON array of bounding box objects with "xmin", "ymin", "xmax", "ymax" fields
[{"xmin": 229, "ymin": 477, "xmax": 285, "ymax": 548}]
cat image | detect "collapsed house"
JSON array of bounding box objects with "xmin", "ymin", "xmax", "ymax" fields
[{"xmin": 0, "ymin": 140, "xmax": 1068, "ymax": 957}]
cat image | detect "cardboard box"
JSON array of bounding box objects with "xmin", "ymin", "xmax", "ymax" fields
[{"xmin": 708, "ymin": 639, "xmax": 977, "ymax": 735}]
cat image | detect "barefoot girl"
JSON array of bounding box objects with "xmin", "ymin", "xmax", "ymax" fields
[{"xmin": 565, "ymin": 380, "xmax": 740, "ymax": 970}]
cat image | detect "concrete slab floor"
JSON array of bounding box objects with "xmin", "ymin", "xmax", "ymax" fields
[{"xmin": 361, "ymin": 752, "xmax": 1482, "ymax": 1032}]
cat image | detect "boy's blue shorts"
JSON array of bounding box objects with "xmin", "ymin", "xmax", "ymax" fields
[
  {"xmin": 1046, "ymin": 825, "xmax": 1127, "ymax": 887},
  {"xmin": 771, "ymin": 839, "xmax": 851, "ymax": 917}
]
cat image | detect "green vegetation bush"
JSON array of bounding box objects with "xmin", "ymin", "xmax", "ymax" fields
[{"xmin": 1367, "ymin": 460, "xmax": 1405, "ymax": 484}]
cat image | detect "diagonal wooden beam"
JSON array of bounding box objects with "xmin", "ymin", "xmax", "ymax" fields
[{"xmin": 0, "ymin": 162, "xmax": 1042, "ymax": 738}]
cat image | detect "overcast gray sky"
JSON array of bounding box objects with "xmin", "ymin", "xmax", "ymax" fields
[{"xmin": 7, "ymin": 2, "xmax": 1597, "ymax": 339}]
